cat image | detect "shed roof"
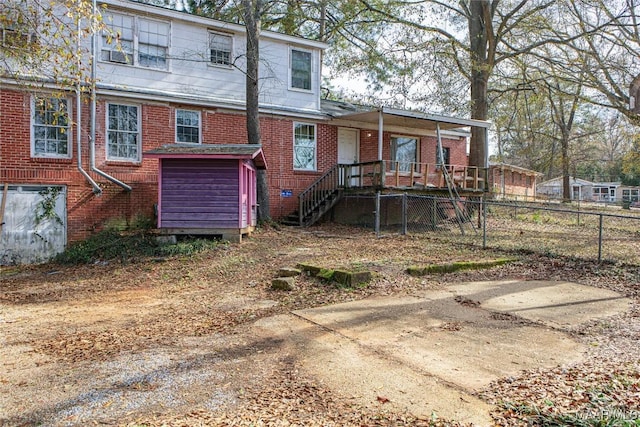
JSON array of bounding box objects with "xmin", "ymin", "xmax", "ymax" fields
[
  {"xmin": 489, "ymin": 162, "xmax": 543, "ymax": 176},
  {"xmin": 144, "ymin": 144, "xmax": 267, "ymax": 169}
]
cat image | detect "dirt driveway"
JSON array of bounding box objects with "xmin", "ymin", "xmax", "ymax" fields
[{"xmin": 1, "ymin": 225, "xmax": 639, "ymax": 426}]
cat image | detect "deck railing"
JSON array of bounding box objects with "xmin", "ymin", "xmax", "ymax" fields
[
  {"xmin": 298, "ymin": 162, "xmax": 386, "ymax": 226},
  {"xmin": 383, "ymin": 161, "xmax": 487, "ymax": 191},
  {"xmin": 297, "ymin": 160, "xmax": 485, "ymax": 226}
]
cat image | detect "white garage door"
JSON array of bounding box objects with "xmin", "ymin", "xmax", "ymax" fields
[{"xmin": 0, "ymin": 185, "xmax": 67, "ymax": 265}]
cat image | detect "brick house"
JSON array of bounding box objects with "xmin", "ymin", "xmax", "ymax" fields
[
  {"xmin": 0, "ymin": 0, "xmax": 489, "ymax": 263},
  {"xmin": 488, "ymin": 163, "xmax": 541, "ymax": 201}
]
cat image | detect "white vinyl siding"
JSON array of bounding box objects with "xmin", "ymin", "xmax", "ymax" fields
[
  {"xmin": 95, "ymin": 8, "xmax": 324, "ymax": 113},
  {"xmin": 31, "ymin": 97, "xmax": 71, "ymax": 159},
  {"xmin": 106, "ymin": 103, "xmax": 140, "ymax": 162},
  {"xmin": 293, "ymin": 122, "xmax": 316, "ymax": 171}
]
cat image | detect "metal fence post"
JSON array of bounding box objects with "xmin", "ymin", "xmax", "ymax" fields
[
  {"xmin": 375, "ymin": 191, "xmax": 381, "ymax": 237},
  {"xmin": 482, "ymin": 197, "xmax": 487, "ymax": 249},
  {"xmin": 402, "ymin": 193, "xmax": 408, "ymax": 235},
  {"xmin": 598, "ymin": 214, "xmax": 603, "ymax": 263}
]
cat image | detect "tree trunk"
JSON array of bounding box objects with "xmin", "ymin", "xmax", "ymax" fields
[
  {"xmin": 468, "ymin": 0, "xmax": 490, "ymax": 170},
  {"xmin": 561, "ymin": 130, "xmax": 571, "ymax": 202},
  {"xmin": 242, "ymin": 0, "xmax": 270, "ymax": 221}
]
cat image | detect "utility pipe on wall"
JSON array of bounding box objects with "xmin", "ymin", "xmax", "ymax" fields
[
  {"xmin": 89, "ymin": 0, "xmax": 132, "ymax": 192},
  {"xmin": 76, "ymin": 12, "xmax": 102, "ymax": 195}
]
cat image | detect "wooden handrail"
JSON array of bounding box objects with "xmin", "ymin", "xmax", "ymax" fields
[
  {"xmin": 298, "ymin": 164, "xmax": 342, "ymax": 226},
  {"xmin": 297, "ymin": 161, "xmax": 385, "ymax": 225},
  {"xmin": 382, "ymin": 161, "xmax": 487, "ymax": 191}
]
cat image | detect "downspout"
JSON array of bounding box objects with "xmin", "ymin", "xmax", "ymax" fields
[
  {"xmin": 76, "ymin": 7, "xmax": 102, "ymax": 195},
  {"xmin": 89, "ymin": 0, "xmax": 132, "ymax": 192}
]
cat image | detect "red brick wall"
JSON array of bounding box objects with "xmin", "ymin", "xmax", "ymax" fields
[{"xmin": 1, "ymin": 87, "xmax": 470, "ymax": 243}]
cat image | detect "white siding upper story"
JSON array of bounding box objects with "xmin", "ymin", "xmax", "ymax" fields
[{"xmin": 94, "ymin": 0, "xmax": 326, "ymax": 115}]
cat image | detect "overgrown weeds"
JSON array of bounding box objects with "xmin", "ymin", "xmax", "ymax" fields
[{"xmin": 54, "ymin": 229, "xmax": 225, "ymax": 264}]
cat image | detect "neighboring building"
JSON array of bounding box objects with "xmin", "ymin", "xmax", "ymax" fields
[
  {"xmin": 0, "ymin": 0, "xmax": 490, "ymax": 263},
  {"xmin": 537, "ymin": 176, "xmax": 621, "ymax": 202},
  {"xmin": 620, "ymin": 186, "xmax": 640, "ymax": 203},
  {"xmin": 488, "ymin": 163, "xmax": 541, "ymax": 201}
]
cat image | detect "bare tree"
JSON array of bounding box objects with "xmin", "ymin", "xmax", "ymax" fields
[{"xmin": 241, "ymin": 0, "xmax": 270, "ymax": 221}]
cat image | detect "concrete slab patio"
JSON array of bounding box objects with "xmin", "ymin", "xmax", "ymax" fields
[{"xmin": 253, "ymin": 280, "xmax": 632, "ymax": 425}]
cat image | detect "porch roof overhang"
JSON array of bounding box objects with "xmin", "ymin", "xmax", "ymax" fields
[
  {"xmin": 144, "ymin": 144, "xmax": 267, "ymax": 169},
  {"xmin": 334, "ymin": 106, "xmax": 492, "ymax": 131}
]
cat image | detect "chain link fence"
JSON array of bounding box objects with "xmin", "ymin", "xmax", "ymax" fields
[{"xmin": 334, "ymin": 193, "xmax": 640, "ymax": 265}]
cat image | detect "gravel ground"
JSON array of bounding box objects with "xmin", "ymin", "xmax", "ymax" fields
[{"xmin": 1, "ymin": 224, "xmax": 639, "ymax": 426}]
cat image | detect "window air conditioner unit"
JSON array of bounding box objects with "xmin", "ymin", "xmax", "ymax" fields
[{"xmin": 109, "ymin": 50, "xmax": 129, "ymax": 64}]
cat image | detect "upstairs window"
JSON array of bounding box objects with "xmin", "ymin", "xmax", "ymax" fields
[
  {"xmin": 293, "ymin": 122, "xmax": 316, "ymax": 171},
  {"xmin": 32, "ymin": 97, "xmax": 71, "ymax": 158},
  {"xmin": 290, "ymin": 48, "xmax": 312, "ymax": 90},
  {"xmin": 209, "ymin": 32, "xmax": 232, "ymax": 66},
  {"xmin": 138, "ymin": 19, "xmax": 169, "ymax": 69},
  {"xmin": 176, "ymin": 109, "xmax": 201, "ymax": 143},
  {"xmin": 107, "ymin": 103, "xmax": 140, "ymax": 162},
  {"xmin": 102, "ymin": 13, "xmax": 134, "ymax": 64},
  {"xmin": 102, "ymin": 13, "xmax": 169, "ymax": 70},
  {"xmin": 0, "ymin": 4, "xmax": 37, "ymax": 50},
  {"xmin": 391, "ymin": 136, "xmax": 418, "ymax": 173}
]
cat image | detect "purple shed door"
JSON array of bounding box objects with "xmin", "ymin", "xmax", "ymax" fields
[{"xmin": 160, "ymin": 159, "xmax": 240, "ymax": 229}]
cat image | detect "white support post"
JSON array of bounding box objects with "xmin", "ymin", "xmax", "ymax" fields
[{"xmin": 378, "ymin": 108, "xmax": 384, "ymax": 161}]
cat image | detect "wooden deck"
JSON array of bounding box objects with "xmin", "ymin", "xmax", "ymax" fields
[
  {"xmin": 341, "ymin": 160, "xmax": 486, "ymax": 193},
  {"xmin": 295, "ymin": 160, "xmax": 487, "ymax": 226}
]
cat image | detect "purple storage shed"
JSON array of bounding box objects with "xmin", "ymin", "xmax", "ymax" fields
[{"xmin": 144, "ymin": 144, "xmax": 267, "ymax": 242}]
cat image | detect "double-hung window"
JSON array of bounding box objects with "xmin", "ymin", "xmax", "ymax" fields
[
  {"xmin": 209, "ymin": 32, "xmax": 232, "ymax": 66},
  {"xmin": 107, "ymin": 104, "xmax": 140, "ymax": 162},
  {"xmin": 102, "ymin": 13, "xmax": 134, "ymax": 64},
  {"xmin": 1, "ymin": 5, "xmax": 37, "ymax": 49},
  {"xmin": 290, "ymin": 48, "xmax": 312, "ymax": 90},
  {"xmin": 138, "ymin": 19, "xmax": 169, "ymax": 68},
  {"xmin": 32, "ymin": 96, "xmax": 71, "ymax": 158},
  {"xmin": 293, "ymin": 122, "xmax": 316, "ymax": 171},
  {"xmin": 391, "ymin": 136, "xmax": 418, "ymax": 173},
  {"xmin": 102, "ymin": 13, "xmax": 169, "ymax": 70},
  {"xmin": 176, "ymin": 109, "xmax": 201, "ymax": 143}
]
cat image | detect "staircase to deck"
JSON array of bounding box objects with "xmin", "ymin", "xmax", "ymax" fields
[{"xmin": 282, "ymin": 161, "xmax": 384, "ymax": 227}]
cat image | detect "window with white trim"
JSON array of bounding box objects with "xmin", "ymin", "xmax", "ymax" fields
[
  {"xmin": 209, "ymin": 32, "xmax": 232, "ymax": 66},
  {"xmin": 32, "ymin": 96, "xmax": 71, "ymax": 158},
  {"xmin": 107, "ymin": 103, "xmax": 140, "ymax": 161},
  {"xmin": 391, "ymin": 136, "xmax": 418, "ymax": 173},
  {"xmin": 1, "ymin": 5, "xmax": 37, "ymax": 49},
  {"xmin": 293, "ymin": 122, "xmax": 316, "ymax": 171},
  {"xmin": 623, "ymin": 189, "xmax": 639, "ymax": 202},
  {"xmin": 101, "ymin": 13, "xmax": 169, "ymax": 69},
  {"xmin": 176, "ymin": 109, "xmax": 201, "ymax": 143},
  {"xmin": 138, "ymin": 18, "xmax": 169, "ymax": 68},
  {"xmin": 290, "ymin": 48, "xmax": 312, "ymax": 90}
]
